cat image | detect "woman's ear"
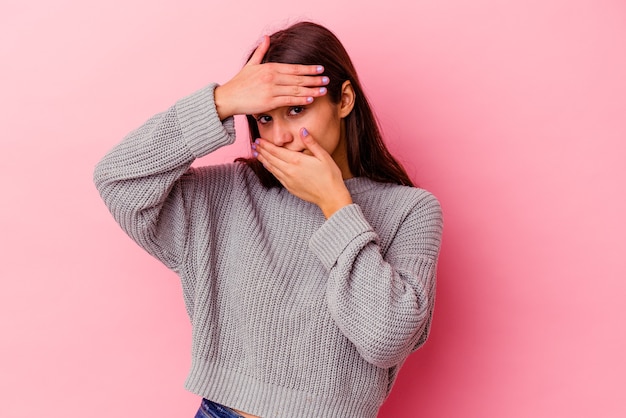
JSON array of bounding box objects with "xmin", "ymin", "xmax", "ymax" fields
[{"xmin": 339, "ymin": 80, "xmax": 356, "ymax": 118}]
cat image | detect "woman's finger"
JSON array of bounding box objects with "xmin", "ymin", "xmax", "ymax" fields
[
  {"xmin": 272, "ymin": 85, "xmax": 328, "ymax": 101},
  {"xmin": 255, "ymin": 139, "xmax": 299, "ymax": 171},
  {"xmin": 273, "ymin": 62, "xmax": 325, "ymax": 76},
  {"xmin": 271, "ymin": 73, "xmax": 329, "ymax": 88},
  {"xmin": 255, "ymin": 146, "xmax": 289, "ymax": 183},
  {"xmin": 300, "ymin": 128, "xmax": 331, "ymax": 160},
  {"xmin": 247, "ymin": 36, "xmax": 270, "ymax": 66}
]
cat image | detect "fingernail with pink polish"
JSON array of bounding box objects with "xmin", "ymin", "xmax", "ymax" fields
[{"xmin": 302, "ymin": 128, "xmax": 309, "ymax": 137}]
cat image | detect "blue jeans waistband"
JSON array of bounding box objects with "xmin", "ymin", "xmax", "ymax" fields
[{"xmin": 195, "ymin": 398, "xmax": 244, "ymax": 418}]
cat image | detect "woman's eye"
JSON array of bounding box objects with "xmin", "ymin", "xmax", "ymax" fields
[
  {"xmin": 288, "ymin": 106, "xmax": 305, "ymax": 116},
  {"xmin": 256, "ymin": 115, "xmax": 272, "ymax": 125}
]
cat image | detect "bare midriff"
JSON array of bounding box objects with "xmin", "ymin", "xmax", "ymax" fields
[{"xmin": 233, "ymin": 408, "xmax": 260, "ymax": 418}]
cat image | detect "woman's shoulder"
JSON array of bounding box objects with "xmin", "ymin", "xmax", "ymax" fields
[{"xmin": 346, "ymin": 178, "xmax": 442, "ymax": 235}]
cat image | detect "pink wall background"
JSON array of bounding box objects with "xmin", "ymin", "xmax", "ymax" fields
[{"xmin": 2, "ymin": 0, "xmax": 625, "ymax": 416}]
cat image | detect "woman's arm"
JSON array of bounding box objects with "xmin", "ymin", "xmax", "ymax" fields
[
  {"xmin": 309, "ymin": 193, "xmax": 443, "ymax": 369},
  {"xmin": 93, "ymin": 84, "xmax": 236, "ymax": 270},
  {"xmin": 94, "ymin": 37, "xmax": 329, "ymax": 270}
]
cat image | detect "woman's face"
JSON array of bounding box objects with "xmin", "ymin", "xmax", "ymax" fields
[{"xmin": 252, "ymin": 84, "xmax": 354, "ymax": 179}]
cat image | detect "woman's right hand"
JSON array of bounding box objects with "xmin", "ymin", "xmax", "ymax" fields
[{"xmin": 214, "ymin": 35, "xmax": 329, "ymax": 120}]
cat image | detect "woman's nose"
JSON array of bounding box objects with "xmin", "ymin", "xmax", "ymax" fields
[{"xmin": 271, "ymin": 122, "xmax": 295, "ymax": 147}]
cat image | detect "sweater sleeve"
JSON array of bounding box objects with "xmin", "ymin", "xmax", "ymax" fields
[
  {"xmin": 308, "ymin": 193, "xmax": 443, "ymax": 369},
  {"xmin": 93, "ymin": 83, "xmax": 236, "ymax": 271}
]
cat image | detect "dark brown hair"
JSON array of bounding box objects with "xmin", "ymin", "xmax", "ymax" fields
[{"xmin": 236, "ymin": 21, "xmax": 415, "ymax": 188}]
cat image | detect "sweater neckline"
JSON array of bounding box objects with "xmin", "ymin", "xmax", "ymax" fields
[{"xmin": 344, "ymin": 177, "xmax": 379, "ymax": 194}]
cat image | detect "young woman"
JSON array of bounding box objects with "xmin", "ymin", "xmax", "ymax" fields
[{"xmin": 94, "ymin": 21, "xmax": 443, "ymax": 418}]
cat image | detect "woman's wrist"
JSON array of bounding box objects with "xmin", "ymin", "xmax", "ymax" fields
[
  {"xmin": 214, "ymin": 85, "xmax": 234, "ymax": 121},
  {"xmin": 320, "ymin": 190, "xmax": 353, "ymax": 219}
]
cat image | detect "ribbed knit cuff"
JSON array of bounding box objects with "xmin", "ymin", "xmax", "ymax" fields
[
  {"xmin": 309, "ymin": 204, "xmax": 377, "ymax": 270},
  {"xmin": 175, "ymin": 83, "xmax": 236, "ymax": 158}
]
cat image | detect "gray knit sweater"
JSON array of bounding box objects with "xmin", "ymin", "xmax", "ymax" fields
[{"xmin": 94, "ymin": 83, "xmax": 443, "ymax": 418}]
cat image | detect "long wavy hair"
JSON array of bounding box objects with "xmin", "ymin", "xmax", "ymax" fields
[{"xmin": 236, "ymin": 21, "xmax": 415, "ymax": 188}]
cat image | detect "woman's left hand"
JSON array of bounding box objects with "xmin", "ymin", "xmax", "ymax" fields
[{"xmin": 254, "ymin": 128, "xmax": 353, "ymax": 218}]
